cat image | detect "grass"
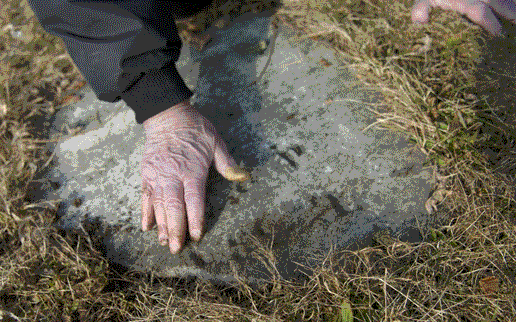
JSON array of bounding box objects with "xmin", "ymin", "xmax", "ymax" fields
[{"xmin": 1, "ymin": 0, "xmax": 516, "ymax": 320}]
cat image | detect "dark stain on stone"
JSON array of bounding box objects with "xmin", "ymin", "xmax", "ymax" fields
[
  {"xmin": 290, "ymin": 145, "xmax": 304, "ymax": 156},
  {"xmin": 189, "ymin": 252, "xmax": 206, "ymax": 268},
  {"xmin": 277, "ymin": 152, "xmax": 297, "ymax": 169},
  {"xmin": 326, "ymin": 194, "xmax": 347, "ymax": 216},
  {"xmin": 320, "ymin": 58, "xmax": 332, "ymax": 67},
  {"xmin": 236, "ymin": 183, "xmax": 248, "ymax": 193},
  {"xmin": 73, "ymin": 198, "xmax": 83, "ymax": 207},
  {"xmin": 253, "ymin": 218, "xmax": 267, "ymax": 237},
  {"xmin": 390, "ymin": 164, "xmax": 416, "ymax": 178},
  {"xmin": 286, "ymin": 113, "xmax": 297, "ymax": 120},
  {"xmin": 111, "ymin": 224, "xmax": 122, "ymax": 234},
  {"xmin": 228, "ymin": 196, "xmax": 239, "ymax": 205},
  {"xmin": 50, "ymin": 180, "xmax": 60, "ymax": 190},
  {"xmin": 231, "ymin": 252, "xmax": 243, "ymax": 261},
  {"xmin": 255, "ymin": 225, "xmax": 266, "ymax": 237},
  {"xmin": 119, "ymin": 225, "xmax": 134, "ymax": 233}
]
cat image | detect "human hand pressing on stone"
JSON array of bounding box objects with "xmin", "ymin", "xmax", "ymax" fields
[
  {"xmin": 411, "ymin": 0, "xmax": 516, "ymax": 36},
  {"xmin": 141, "ymin": 99, "xmax": 251, "ymax": 254}
]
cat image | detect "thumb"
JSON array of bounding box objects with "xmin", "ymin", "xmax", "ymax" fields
[{"xmin": 212, "ymin": 132, "xmax": 251, "ymax": 182}]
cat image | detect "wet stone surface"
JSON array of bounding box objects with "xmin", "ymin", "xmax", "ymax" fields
[{"xmin": 27, "ymin": 11, "xmax": 449, "ymax": 288}]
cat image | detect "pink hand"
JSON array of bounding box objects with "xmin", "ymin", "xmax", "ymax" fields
[
  {"xmin": 412, "ymin": 0, "xmax": 516, "ymax": 35},
  {"xmin": 140, "ymin": 99, "xmax": 250, "ymax": 254}
]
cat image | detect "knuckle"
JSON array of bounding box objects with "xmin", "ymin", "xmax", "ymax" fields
[
  {"xmin": 165, "ymin": 198, "xmax": 185, "ymax": 210},
  {"xmin": 184, "ymin": 193, "xmax": 202, "ymax": 204},
  {"xmin": 184, "ymin": 184, "xmax": 204, "ymax": 200}
]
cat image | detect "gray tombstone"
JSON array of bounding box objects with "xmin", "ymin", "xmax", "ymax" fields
[{"xmin": 26, "ymin": 11, "xmax": 448, "ymax": 288}]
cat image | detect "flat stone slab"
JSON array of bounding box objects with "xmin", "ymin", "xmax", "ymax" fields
[{"xmin": 27, "ymin": 11, "xmax": 447, "ymax": 287}]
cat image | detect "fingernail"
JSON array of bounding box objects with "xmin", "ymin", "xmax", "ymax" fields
[
  {"xmin": 170, "ymin": 239, "xmax": 180, "ymax": 253},
  {"xmin": 191, "ymin": 229, "xmax": 202, "ymax": 242},
  {"xmin": 159, "ymin": 237, "xmax": 168, "ymax": 246},
  {"xmin": 225, "ymin": 166, "xmax": 251, "ymax": 182}
]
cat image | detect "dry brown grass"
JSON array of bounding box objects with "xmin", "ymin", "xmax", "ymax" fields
[{"xmin": 1, "ymin": 0, "xmax": 516, "ymax": 321}]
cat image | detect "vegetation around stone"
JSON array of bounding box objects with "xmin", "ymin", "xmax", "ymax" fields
[{"xmin": 1, "ymin": 0, "xmax": 515, "ymax": 320}]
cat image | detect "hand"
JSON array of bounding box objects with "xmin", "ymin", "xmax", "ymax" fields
[
  {"xmin": 412, "ymin": 0, "xmax": 516, "ymax": 36},
  {"xmin": 140, "ymin": 99, "xmax": 251, "ymax": 254}
]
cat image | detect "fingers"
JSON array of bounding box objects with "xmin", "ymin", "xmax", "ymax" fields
[
  {"xmin": 411, "ymin": 0, "xmax": 512, "ymax": 36},
  {"xmin": 183, "ymin": 177, "xmax": 207, "ymax": 242},
  {"xmin": 455, "ymin": 0, "xmax": 504, "ymax": 35},
  {"xmin": 142, "ymin": 177, "xmax": 205, "ymax": 252},
  {"xmin": 141, "ymin": 184, "xmax": 155, "ymax": 231},
  {"xmin": 471, "ymin": 3, "xmax": 504, "ymax": 35},
  {"xmin": 154, "ymin": 200, "xmax": 170, "ymax": 247},
  {"xmin": 212, "ymin": 132, "xmax": 251, "ymax": 182},
  {"xmin": 160, "ymin": 180, "xmax": 187, "ymax": 254}
]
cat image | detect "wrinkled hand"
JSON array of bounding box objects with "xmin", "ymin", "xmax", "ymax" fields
[
  {"xmin": 140, "ymin": 99, "xmax": 250, "ymax": 254},
  {"xmin": 412, "ymin": 0, "xmax": 516, "ymax": 36}
]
